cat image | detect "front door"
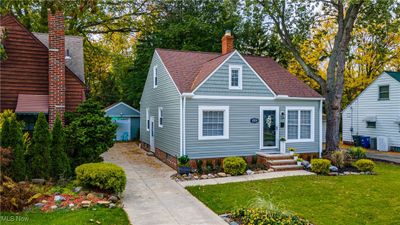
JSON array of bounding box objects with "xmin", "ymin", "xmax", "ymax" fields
[
  {"xmin": 150, "ymin": 116, "xmax": 155, "ymax": 152},
  {"xmin": 260, "ymin": 107, "xmax": 279, "ymax": 149}
]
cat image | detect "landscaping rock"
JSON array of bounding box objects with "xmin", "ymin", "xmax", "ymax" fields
[
  {"xmin": 351, "ymin": 172, "xmax": 360, "ymax": 175},
  {"xmin": 267, "ymin": 168, "xmax": 274, "ymax": 172},
  {"xmin": 97, "ymin": 200, "xmax": 110, "ymax": 205},
  {"xmin": 194, "ymin": 175, "xmax": 199, "ymax": 179},
  {"xmin": 184, "ymin": 176, "xmax": 191, "ymax": 180},
  {"xmin": 207, "ymin": 174, "xmax": 215, "ymax": 178},
  {"xmin": 54, "ymin": 195, "xmax": 65, "ymax": 201},
  {"xmin": 96, "ymin": 193, "xmax": 104, "ymax": 199},
  {"xmin": 230, "ymin": 221, "xmax": 239, "ymax": 225},
  {"xmin": 246, "ymin": 169, "xmax": 254, "ymax": 175},
  {"xmin": 34, "ymin": 203, "xmax": 44, "ymax": 208},
  {"xmin": 87, "ymin": 193, "xmax": 96, "ymax": 200},
  {"xmin": 50, "ymin": 205, "xmax": 58, "ymax": 210},
  {"xmin": 81, "ymin": 200, "xmax": 91, "ymax": 207},
  {"xmin": 18, "ymin": 181, "xmax": 27, "ymax": 185},
  {"xmin": 108, "ymin": 195, "xmax": 118, "ymax": 203},
  {"xmin": 201, "ymin": 175, "xmax": 208, "ymax": 179},
  {"xmin": 217, "ymin": 172, "xmax": 227, "ymax": 177},
  {"xmin": 41, "ymin": 200, "xmax": 48, "ymax": 204},
  {"xmin": 226, "ymin": 174, "xmax": 232, "ymax": 177},
  {"xmin": 329, "ymin": 172, "xmax": 338, "ymax": 176},
  {"xmin": 329, "ymin": 166, "xmax": 339, "ymax": 172},
  {"xmin": 31, "ymin": 178, "xmax": 45, "ymax": 185},
  {"xmin": 109, "ymin": 203, "xmax": 116, "ymax": 208},
  {"xmin": 343, "ymin": 172, "xmax": 351, "ymax": 175},
  {"xmin": 302, "ymin": 160, "xmax": 310, "ymax": 167},
  {"xmin": 69, "ymin": 203, "xmax": 75, "ymax": 208}
]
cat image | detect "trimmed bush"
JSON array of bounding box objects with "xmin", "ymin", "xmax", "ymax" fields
[
  {"xmin": 232, "ymin": 208, "xmax": 311, "ymax": 225},
  {"xmin": 311, "ymin": 159, "xmax": 331, "ymax": 175},
  {"xmin": 223, "ymin": 157, "xmax": 246, "ymax": 176},
  {"xmin": 75, "ymin": 162, "xmax": 126, "ymax": 193},
  {"xmin": 348, "ymin": 147, "xmax": 366, "ymax": 160},
  {"xmin": 353, "ymin": 159, "xmax": 375, "ymax": 172}
]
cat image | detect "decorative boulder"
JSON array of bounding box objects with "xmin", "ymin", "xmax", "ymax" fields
[
  {"xmin": 301, "ymin": 160, "xmax": 310, "ymax": 167},
  {"xmin": 246, "ymin": 169, "xmax": 254, "ymax": 175},
  {"xmin": 329, "ymin": 166, "xmax": 339, "ymax": 172}
]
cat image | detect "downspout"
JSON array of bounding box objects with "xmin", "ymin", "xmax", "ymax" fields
[
  {"xmin": 182, "ymin": 93, "xmax": 194, "ymax": 156},
  {"xmin": 319, "ymin": 99, "xmax": 323, "ymax": 158}
]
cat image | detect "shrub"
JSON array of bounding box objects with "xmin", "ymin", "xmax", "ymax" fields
[
  {"xmin": 232, "ymin": 208, "xmax": 311, "ymax": 225},
  {"xmin": 0, "ymin": 175, "xmax": 39, "ymax": 212},
  {"xmin": 215, "ymin": 159, "xmax": 222, "ymax": 172},
  {"xmin": 348, "ymin": 147, "xmax": 366, "ymax": 160},
  {"xmin": 177, "ymin": 155, "xmax": 190, "ymax": 166},
  {"xmin": 206, "ymin": 160, "xmax": 213, "ymax": 173},
  {"xmin": 196, "ymin": 160, "xmax": 203, "ymax": 174},
  {"xmin": 51, "ymin": 114, "xmax": 71, "ymax": 180},
  {"xmin": 0, "ymin": 147, "xmax": 12, "ymax": 172},
  {"xmin": 223, "ymin": 157, "xmax": 246, "ymax": 176},
  {"xmin": 75, "ymin": 162, "xmax": 126, "ymax": 193},
  {"xmin": 311, "ymin": 159, "xmax": 331, "ymax": 175},
  {"xmin": 66, "ymin": 99, "xmax": 117, "ymax": 168},
  {"xmin": 353, "ymin": 159, "xmax": 375, "ymax": 172},
  {"xmin": 330, "ymin": 150, "xmax": 349, "ymax": 168},
  {"xmin": 27, "ymin": 113, "xmax": 51, "ymax": 179}
]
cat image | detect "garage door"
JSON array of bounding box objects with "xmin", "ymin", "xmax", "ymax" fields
[{"xmin": 113, "ymin": 118, "xmax": 131, "ymax": 141}]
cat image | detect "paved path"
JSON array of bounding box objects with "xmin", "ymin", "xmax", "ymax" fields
[
  {"xmin": 179, "ymin": 170, "xmax": 314, "ymax": 187},
  {"xmin": 367, "ymin": 151, "xmax": 400, "ymax": 164},
  {"xmin": 102, "ymin": 142, "xmax": 226, "ymax": 225}
]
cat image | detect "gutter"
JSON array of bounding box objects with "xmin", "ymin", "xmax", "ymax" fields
[{"xmin": 181, "ymin": 93, "xmax": 194, "ymax": 156}]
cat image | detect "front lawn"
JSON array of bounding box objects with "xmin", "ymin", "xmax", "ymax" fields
[
  {"xmin": 187, "ymin": 162, "xmax": 400, "ymax": 225},
  {"xmin": 0, "ymin": 208, "xmax": 130, "ymax": 225}
]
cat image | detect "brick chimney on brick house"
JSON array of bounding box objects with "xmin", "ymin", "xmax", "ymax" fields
[
  {"xmin": 221, "ymin": 30, "xmax": 234, "ymax": 54},
  {"xmin": 48, "ymin": 9, "xmax": 66, "ymax": 126}
]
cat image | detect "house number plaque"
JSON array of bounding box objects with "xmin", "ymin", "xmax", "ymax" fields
[{"xmin": 250, "ymin": 118, "xmax": 259, "ymax": 124}]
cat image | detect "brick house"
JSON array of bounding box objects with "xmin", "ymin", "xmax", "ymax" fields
[{"xmin": 0, "ymin": 11, "xmax": 85, "ymax": 128}]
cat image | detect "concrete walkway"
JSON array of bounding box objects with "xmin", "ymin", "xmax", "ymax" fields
[
  {"xmin": 178, "ymin": 170, "xmax": 315, "ymax": 187},
  {"xmin": 102, "ymin": 142, "xmax": 226, "ymax": 225},
  {"xmin": 367, "ymin": 151, "xmax": 400, "ymax": 164}
]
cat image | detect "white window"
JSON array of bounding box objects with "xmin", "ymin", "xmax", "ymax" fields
[
  {"xmin": 146, "ymin": 108, "xmax": 150, "ymax": 131},
  {"xmin": 229, "ymin": 65, "xmax": 242, "ymax": 89},
  {"xmin": 158, "ymin": 107, "xmax": 163, "ymax": 128},
  {"xmin": 153, "ymin": 66, "xmax": 158, "ymax": 88},
  {"xmin": 286, "ymin": 107, "xmax": 314, "ymax": 142},
  {"xmin": 198, "ymin": 106, "xmax": 229, "ymax": 140}
]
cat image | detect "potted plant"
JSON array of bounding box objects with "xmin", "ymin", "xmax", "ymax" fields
[
  {"xmin": 288, "ymin": 147, "xmax": 295, "ymax": 155},
  {"xmin": 296, "ymin": 158, "xmax": 303, "ymax": 166},
  {"xmin": 293, "ymin": 154, "xmax": 299, "ymax": 161},
  {"xmin": 279, "ymin": 137, "xmax": 286, "ymax": 154},
  {"xmin": 177, "ymin": 155, "xmax": 191, "ymax": 175}
]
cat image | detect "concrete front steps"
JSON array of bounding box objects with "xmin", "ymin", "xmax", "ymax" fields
[{"xmin": 256, "ymin": 152, "xmax": 304, "ymax": 171}]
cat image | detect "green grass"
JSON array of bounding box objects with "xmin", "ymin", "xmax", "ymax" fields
[
  {"xmin": 0, "ymin": 208, "xmax": 130, "ymax": 225},
  {"xmin": 187, "ymin": 162, "xmax": 400, "ymax": 225}
]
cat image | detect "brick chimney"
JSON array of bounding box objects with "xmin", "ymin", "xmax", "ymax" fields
[
  {"xmin": 48, "ymin": 9, "xmax": 66, "ymax": 126},
  {"xmin": 221, "ymin": 30, "xmax": 234, "ymax": 54}
]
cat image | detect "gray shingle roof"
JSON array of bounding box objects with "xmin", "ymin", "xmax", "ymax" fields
[{"xmin": 33, "ymin": 32, "xmax": 85, "ymax": 83}]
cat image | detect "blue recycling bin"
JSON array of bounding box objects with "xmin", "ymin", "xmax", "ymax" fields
[{"xmin": 360, "ymin": 136, "xmax": 370, "ymax": 149}]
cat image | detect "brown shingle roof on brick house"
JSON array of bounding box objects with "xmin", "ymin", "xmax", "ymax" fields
[{"xmin": 155, "ymin": 48, "xmax": 321, "ymax": 98}]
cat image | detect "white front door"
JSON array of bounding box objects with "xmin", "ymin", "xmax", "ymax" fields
[
  {"xmin": 150, "ymin": 116, "xmax": 155, "ymax": 152},
  {"xmin": 260, "ymin": 106, "xmax": 279, "ymax": 150}
]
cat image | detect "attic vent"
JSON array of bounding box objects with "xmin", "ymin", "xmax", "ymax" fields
[{"xmin": 65, "ymin": 49, "xmax": 71, "ymax": 60}]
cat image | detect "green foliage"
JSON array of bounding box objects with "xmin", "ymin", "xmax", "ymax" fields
[
  {"xmin": 0, "ymin": 147, "xmax": 12, "ymax": 173},
  {"xmin": 196, "ymin": 160, "xmax": 203, "ymax": 174},
  {"xmin": 177, "ymin": 155, "xmax": 190, "ymax": 167},
  {"xmin": 0, "ymin": 175, "xmax": 38, "ymax": 212},
  {"xmin": 223, "ymin": 157, "xmax": 246, "ymax": 176},
  {"xmin": 75, "ymin": 162, "xmax": 126, "ymax": 193},
  {"xmin": 330, "ymin": 150, "xmax": 350, "ymax": 168},
  {"xmin": 206, "ymin": 160, "xmax": 213, "ymax": 174},
  {"xmin": 348, "ymin": 147, "xmax": 367, "ymax": 160},
  {"xmin": 353, "ymin": 159, "xmax": 375, "ymax": 172},
  {"xmin": 232, "ymin": 208, "xmax": 311, "ymax": 225},
  {"xmin": 51, "ymin": 114, "xmax": 70, "ymax": 180},
  {"xmin": 311, "ymin": 159, "xmax": 331, "ymax": 175},
  {"xmin": 27, "ymin": 113, "xmax": 51, "ymax": 179},
  {"xmin": 66, "ymin": 99, "xmax": 117, "ymax": 168}
]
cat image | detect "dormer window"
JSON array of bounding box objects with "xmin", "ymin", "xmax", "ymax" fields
[
  {"xmin": 229, "ymin": 65, "xmax": 242, "ymax": 90},
  {"xmin": 379, "ymin": 85, "xmax": 389, "ymax": 100},
  {"xmin": 153, "ymin": 66, "xmax": 158, "ymax": 88}
]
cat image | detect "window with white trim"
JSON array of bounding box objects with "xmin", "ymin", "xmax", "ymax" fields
[
  {"xmin": 158, "ymin": 107, "xmax": 163, "ymax": 127},
  {"xmin": 198, "ymin": 106, "xmax": 229, "ymax": 140},
  {"xmin": 153, "ymin": 66, "xmax": 158, "ymax": 88},
  {"xmin": 229, "ymin": 65, "xmax": 242, "ymax": 89},
  {"xmin": 286, "ymin": 107, "xmax": 314, "ymax": 142},
  {"xmin": 146, "ymin": 108, "xmax": 150, "ymax": 131}
]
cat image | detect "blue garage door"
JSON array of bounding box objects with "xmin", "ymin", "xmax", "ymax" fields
[{"xmin": 113, "ymin": 118, "xmax": 130, "ymax": 141}]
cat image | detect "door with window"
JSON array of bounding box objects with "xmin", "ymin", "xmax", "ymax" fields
[
  {"xmin": 260, "ymin": 107, "xmax": 279, "ymax": 149},
  {"xmin": 150, "ymin": 116, "xmax": 155, "ymax": 152}
]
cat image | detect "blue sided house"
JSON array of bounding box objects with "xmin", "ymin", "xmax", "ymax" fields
[
  {"xmin": 139, "ymin": 31, "xmax": 324, "ymax": 169},
  {"xmin": 105, "ymin": 102, "xmax": 140, "ymax": 141}
]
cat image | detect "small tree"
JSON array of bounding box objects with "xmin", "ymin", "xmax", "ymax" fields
[
  {"xmin": 66, "ymin": 99, "xmax": 116, "ymax": 168},
  {"xmin": 51, "ymin": 114, "xmax": 70, "ymax": 180},
  {"xmin": 28, "ymin": 113, "xmax": 51, "ymax": 179},
  {"xmin": 1, "ymin": 118, "xmax": 12, "ymax": 148}
]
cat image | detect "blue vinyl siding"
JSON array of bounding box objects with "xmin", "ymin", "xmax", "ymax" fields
[
  {"xmin": 185, "ymin": 98, "xmax": 321, "ymax": 159},
  {"xmin": 139, "ymin": 52, "xmax": 181, "ymax": 156},
  {"xmin": 194, "ymin": 53, "xmax": 274, "ymax": 97}
]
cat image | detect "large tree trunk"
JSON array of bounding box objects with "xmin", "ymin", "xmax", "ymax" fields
[{"xmin": 324, "ymin": 89, "xmax": 342, "ymax": 152}]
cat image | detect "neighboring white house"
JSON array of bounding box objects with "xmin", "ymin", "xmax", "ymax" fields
[{"xmin": 342, "ymin": 71, "xmax": 400, "ymax": 151}]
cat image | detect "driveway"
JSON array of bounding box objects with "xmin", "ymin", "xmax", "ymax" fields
[
  {"xmin": 102, "ymin": 142, "xmax": 226, "ymax": 225},
  {"xmin": 367, "ymin": 150, "xmax": 400, "ymax": 164}
]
